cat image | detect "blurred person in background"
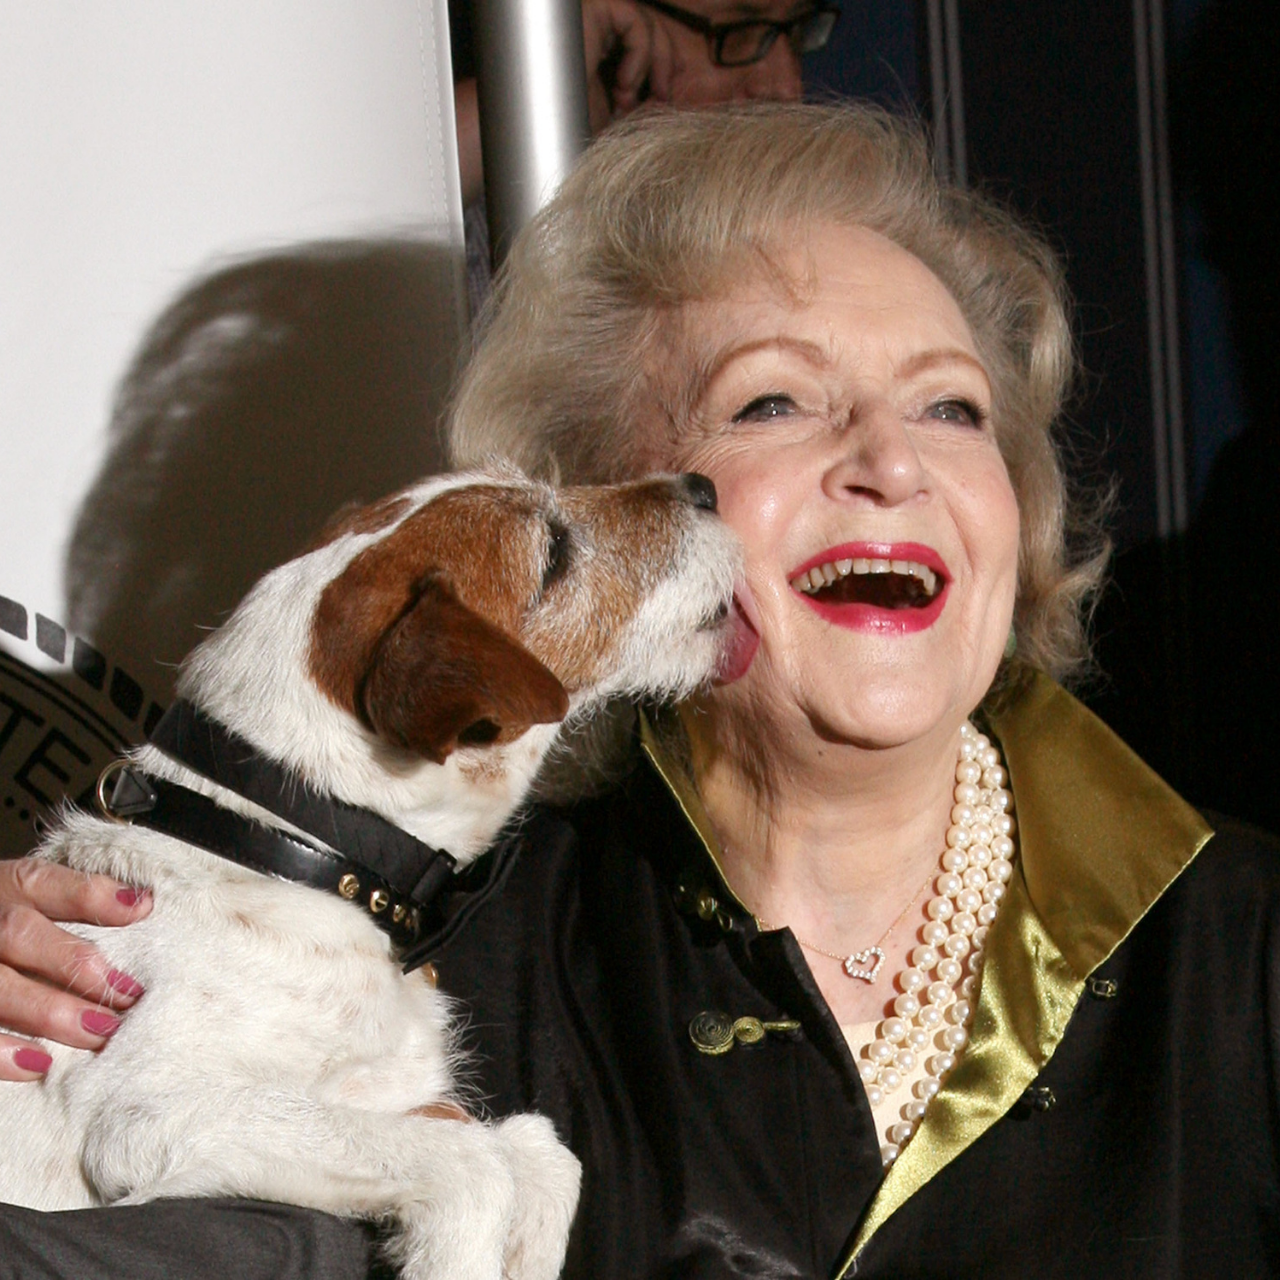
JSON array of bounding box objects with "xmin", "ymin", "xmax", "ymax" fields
[{"xmin": 451, "ymin": 0, "xmax": 838, "ymax": 308}]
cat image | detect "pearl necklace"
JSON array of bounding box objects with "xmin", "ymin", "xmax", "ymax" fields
[
  {"xmin": 743, "ymin": 722, "xmax": 1017, "ymax": 1166},
  {"xmin": 862, "ymin": 722, "xmax": 1015, "ymax": 1164}
]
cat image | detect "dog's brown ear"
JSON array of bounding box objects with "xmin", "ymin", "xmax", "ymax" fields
[{"xmin": 358, "ymin": 578, "xmax": 569, "ymax": 763}]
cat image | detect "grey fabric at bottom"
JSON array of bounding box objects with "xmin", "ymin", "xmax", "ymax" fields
[{"xmin": 0, "ymin": 1199, "xmax": 388, "ymax": 1280}]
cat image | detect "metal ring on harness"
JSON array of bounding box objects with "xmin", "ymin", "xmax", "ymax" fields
[{"xmin": 95, "ymin": 759, "xmax": 132, "ymax": 824}]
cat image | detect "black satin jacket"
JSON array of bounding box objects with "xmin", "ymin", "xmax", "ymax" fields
[{"xmin": 2, "ymin": 675, "xmax": 1278, "ymax": 1278}]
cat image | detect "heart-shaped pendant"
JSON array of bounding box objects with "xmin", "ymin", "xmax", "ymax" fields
[{"xmin": 843, "ymin": 946, "xmax": 885, "ymax": 983}]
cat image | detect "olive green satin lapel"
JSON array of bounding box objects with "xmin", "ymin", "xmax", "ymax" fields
[
  {"xmin": 990, "ymin": 672, "xmax": 1213, "ymax": 977},
  {"xmin": 840, "ymin": 674, "xmax": 1213, "ymax": 1269},
  {"xmin": 638, "ymin": 711, "xmax": 752, "ymax": 910}
]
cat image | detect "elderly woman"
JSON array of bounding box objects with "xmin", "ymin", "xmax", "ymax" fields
[{"xmin": 1, "ymin": 103, "xmax": 1277, "ymax": 1277}]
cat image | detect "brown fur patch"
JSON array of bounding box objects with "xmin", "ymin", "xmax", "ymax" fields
[
  {"xmin": 358, "ymin": 577, "xmax": 567, "ymax": 761},
  {"xmin": 310, "ymin": 486, "xmax": 567, "ymax": 760},
  {"xmin": 520, "ymin": 478, "xmax": 691, "ymax": 689},
  {"xmin": 311, "ymin": 487, "xmax": 533, "ymax": 712}
]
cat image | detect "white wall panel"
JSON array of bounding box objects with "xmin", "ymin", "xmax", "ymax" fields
[{"xmin": 1, "ymin": 1, "xmax": 464, "ymax": 681}]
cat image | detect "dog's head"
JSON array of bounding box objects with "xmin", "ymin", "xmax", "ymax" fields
[
  {"xmin": 176, "ymin": 466, "xmax": 738, "ymax": 857},
  {"xmin": 306, "ymin": 467, "xmax": 736, "ymax": 761}
]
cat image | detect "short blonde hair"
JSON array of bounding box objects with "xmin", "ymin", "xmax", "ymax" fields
[{"xmin": 450, "ymin": 102, "xmax": 1108, "ymax": 688}]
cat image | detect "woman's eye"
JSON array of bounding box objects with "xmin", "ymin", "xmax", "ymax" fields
[
  {"xmin": 733, "ymin": 394, "xmax": 797, "ymax": 423},
  {"xmin": 927, "ymin": 398, "xmax": 987, "ymax": 428}
]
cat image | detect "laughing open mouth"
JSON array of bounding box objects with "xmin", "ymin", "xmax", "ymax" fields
[{"xmin": 790, "ymin": 556, "xmax": 944, "ymax": 609}]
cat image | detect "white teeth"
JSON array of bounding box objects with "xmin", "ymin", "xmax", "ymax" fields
[{"xmin": 789, "ymin": 556, "xmax": 943, "ymax": 598}]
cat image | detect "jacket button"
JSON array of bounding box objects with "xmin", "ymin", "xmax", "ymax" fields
[
  {"xmin": 673, "ymin": 874, "xmax": 737, "ymax": 933},
  {"xmin": 689, "ymin": 1011, "xmax": 736, "ymax": 1055},
  {"xmin": 1020, "ymin": 1085, "xmax": 1056, "ymax": 1111},
  {"xmin": 689, "ymin": 1012, "xmax": 803, "ymax": 1055}
]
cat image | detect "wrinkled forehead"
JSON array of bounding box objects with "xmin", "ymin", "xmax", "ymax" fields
[
  {"xmin": 641, "ymin": 224, "xmax": 977, "ymax": 450},
  {"xmin": 631, "ymin": 243, "xmax": 814, "ymax": 456}
]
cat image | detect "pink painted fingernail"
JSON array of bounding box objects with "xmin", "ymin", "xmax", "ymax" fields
[
  {"xmin": 116, "ymin": 887, "xmax": 142, "ymax": 906},
  {"xmin": 106, "ymin": 969, "xmax": 145, "ymax": 998},
  {"xmin": 14, "ymin": 1048, "xmax": 53, "ymax": 1074},
  {"xmin": 81, "ymin": 1009, "xmax": 120, "ymax": 1038}
]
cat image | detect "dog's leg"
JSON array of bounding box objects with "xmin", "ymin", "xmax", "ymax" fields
[
  {"xmin": 373, "ymin": 1112, "xmax": 579, "ymax": 1280},
  {"xmin": 492, "ymin": 1113, "xmax": 583, "ymax": 1280},
  {"xmin": 81, "ymin": 1090, "xmax": 577, "ymax": 1280}
]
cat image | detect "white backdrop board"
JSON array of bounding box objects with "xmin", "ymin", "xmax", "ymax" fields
[{"xmin": 1, "ymin": 1, "xmax": 465, "ymax": 855}]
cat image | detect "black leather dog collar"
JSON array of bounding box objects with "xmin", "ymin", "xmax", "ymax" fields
[
  {"xmin": 96, "ymin": 699, "xmax": 474, "ymax": 969},
  {"xmin": 148, "ymin": 700, "xmax": 458, "ymax": 906},
  {"xmin": 99, "ymin": 762, "xmax": 429, "ymax": 952}
]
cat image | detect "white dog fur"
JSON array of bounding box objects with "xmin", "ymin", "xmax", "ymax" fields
[{"xmin": 0, "ymin": 466, "xmax": 739, "ymax": 1280}]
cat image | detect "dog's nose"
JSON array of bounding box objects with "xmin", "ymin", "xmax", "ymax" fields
[{"xmin": 679, "ymin": 473, "xmax": 718, "ymax": 512}]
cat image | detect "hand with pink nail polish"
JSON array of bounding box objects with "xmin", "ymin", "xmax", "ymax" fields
[{"xmin": 0, "ymin": 858, "xmax": 151, "ymax": 1079}]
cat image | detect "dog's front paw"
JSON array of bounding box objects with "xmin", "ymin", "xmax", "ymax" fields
[
  {"xmin": 387, "ymin": 1126, "xmax": 520, "ymax": 1280},
  {"xmin": 495, "ymin": 1113, "xmax": 581, "ymax": 1280}
]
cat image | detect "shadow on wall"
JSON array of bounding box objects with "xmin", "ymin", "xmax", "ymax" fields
[{"xmin": 65, "ymin": 239, "xmax": 464, "ymax": 701}]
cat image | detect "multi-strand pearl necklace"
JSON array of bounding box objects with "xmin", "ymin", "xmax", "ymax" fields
[{"xmin": 748, "ymin": 722, "xmax": 1016, "ymax": 1166}]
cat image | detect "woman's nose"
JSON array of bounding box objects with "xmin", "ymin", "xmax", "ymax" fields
[{"xmin": 823, "ymin": 409, "xmax": 928, "ymax": 507}]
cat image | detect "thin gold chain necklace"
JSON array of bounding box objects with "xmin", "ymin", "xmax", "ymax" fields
[{"xmin": 752, "ymin": 864, "xmax": 936, "ymax": 983}]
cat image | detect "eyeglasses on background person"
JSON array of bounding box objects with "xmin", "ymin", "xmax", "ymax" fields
[{"xmin": 636, "ymin": 0, "xmax": 841, "ymax": 68}]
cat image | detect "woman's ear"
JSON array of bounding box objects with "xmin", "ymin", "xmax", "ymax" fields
[{"xmin": 357, "ymin": 577, "xmax": 568, "ymax": 763}]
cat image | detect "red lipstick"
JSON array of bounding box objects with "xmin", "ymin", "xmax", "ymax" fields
[{"xmin": 789, "ymin": 542, "xmax": 950, "ymax": 636}]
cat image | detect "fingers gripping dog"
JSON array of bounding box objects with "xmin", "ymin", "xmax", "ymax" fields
[{"xmin": 0, "ymin": 467, "xmax": 739, "ymax": 1280}]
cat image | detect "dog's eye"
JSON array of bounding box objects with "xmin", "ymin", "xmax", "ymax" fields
[{"xmin": 542, "ymin": 522, "xmax": 571, "ymax": 591}]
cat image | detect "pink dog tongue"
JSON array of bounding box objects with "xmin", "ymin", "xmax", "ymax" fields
[{"xmin": 714, "ymin": 598, "xmax": 760, "ymax": 684}]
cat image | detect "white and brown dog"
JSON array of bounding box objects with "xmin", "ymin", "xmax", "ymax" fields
[{"xmin": 0, "ymin": 466, "xmax": 739, "ymax": 1280}]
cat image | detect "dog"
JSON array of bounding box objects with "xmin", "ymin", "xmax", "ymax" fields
[{"xmin": 0, "ymin": 465, "xmax": 739, "ymax": 1280}]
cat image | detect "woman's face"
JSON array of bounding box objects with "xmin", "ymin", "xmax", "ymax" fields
[{"xmin": 663, "ymin": 223, "xmax": 1020, "ymax": 752}]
